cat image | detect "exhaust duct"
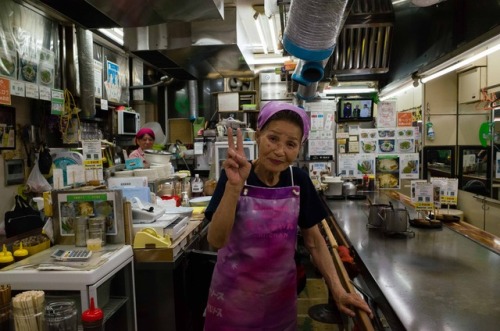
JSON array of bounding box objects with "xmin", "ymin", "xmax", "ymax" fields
[
  {"xmin": 188, "ymin": 80, "xmax": 199, "ymax": 121},
  {"xmin": 76, "ymin": 27, "xmax": 96, "ymax": 119},
  {"xmin": 283, "ymin": 0, "xmax": 350, "ymax": 62}
]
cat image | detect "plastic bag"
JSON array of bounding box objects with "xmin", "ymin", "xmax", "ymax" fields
[{"xmin": 26, "ymin": 162, "xmax": 52, "ymax": 193}]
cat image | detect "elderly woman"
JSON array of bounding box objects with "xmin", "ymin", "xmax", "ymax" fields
[
  {"xmin": 204, "ymin": 101, "xmax": 372, "ymax": 330},
  {"xmin": 128, "ymin": 128, "xmax": 155, "ymax": 168}
]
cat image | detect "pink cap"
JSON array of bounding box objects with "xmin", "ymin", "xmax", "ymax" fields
[
  {"xmin": 257, "ymin": 101, "xmax": 310, "ymax": 142},
  {"xmin": 136, "ymin": 128, "xmax": 155, "ymax": 139}
]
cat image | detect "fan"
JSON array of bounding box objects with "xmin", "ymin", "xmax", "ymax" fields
[{"xmin": 228, "ymin": 78, "xmax": 252, "ymax": 91}]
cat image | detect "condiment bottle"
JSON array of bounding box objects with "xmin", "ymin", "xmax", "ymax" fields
[
  {"xmin": 191, "ymin": 174, "xmax": 204, "ymax": 197},
  {"xmin": 13, "ymin": 243, "xmax": 29, "ymax": 262},
  {"xmin": 0, "ymin": 245, "xmax": 14, "ymax": 269},
  {"xmin": 82, "ymin": 297, "xmax": 104, "ymax": 331}
]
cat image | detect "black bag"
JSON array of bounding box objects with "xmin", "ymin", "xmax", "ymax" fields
[{"xmin": 4, "ymin": 195, "xmax": 44, "ymax": 238}]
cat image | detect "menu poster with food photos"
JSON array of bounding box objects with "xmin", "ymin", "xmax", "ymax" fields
[
  {"xmin": 357, "ymin": 154, "xmax": 376, "ymax": 177},
  {"xmin": 413, "ymin": 181, "xmax": 434, "ymax": 211},
  {"xmin": 377, "ymin": 101, "xmax": 397, "ymax": 128},
  {"xmin": 378, "ymin": 139, "xmax": 396, "ymax": 154},
  {"xmin": 38, "ymin": 48, "xmax": 55, "ymax": 88},
  {"xmin": 56, "ymin": 191, "xmax": 119, "ymax": 237},
  {"xmin": 0, "ymin": 37, "xmax": 17, "ymax": 79},
  {"xmin": 396, "ymin": 128, "xmax": 415, "ymax": 153},
  {"xmin": 400, "ymin": 153, "xmax": 419, "ymax": 179},
  {"xmin": 376, "ymin": 155, "xmax": 400, "ymax": 189},
  {"xmin": 338, "ymin": 154, "xmax": 358, "ymax": 178}
]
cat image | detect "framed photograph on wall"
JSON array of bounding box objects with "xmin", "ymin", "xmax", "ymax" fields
[{"xmin": 0, "ymin": 105, "xmax": 16, "ymax": 150}]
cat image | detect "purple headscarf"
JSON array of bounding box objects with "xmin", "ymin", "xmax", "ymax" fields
[
  {"xmin": 257, "ymin": 101, "xmax": 311, "ymax": 142},
  {"xmin": 136, "ymin": 128, "xmax": 155, "ymax": 140}
]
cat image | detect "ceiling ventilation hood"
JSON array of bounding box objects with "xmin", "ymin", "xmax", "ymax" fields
[
  {"xmin": 326, "ymin": 0, "xmax": 395, "ymax": 80},
  {"xmin": 31, "ymin": 0, "xmax": 224, "ymax": 28},
  {"xmin": 124, "ymin": 7, "xmax": 254, "ymax": 80}
]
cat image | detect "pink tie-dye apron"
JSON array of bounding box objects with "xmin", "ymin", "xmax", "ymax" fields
[{"xmin": 205, "ymin": 170, "xmax": 300, "ymax": 331}]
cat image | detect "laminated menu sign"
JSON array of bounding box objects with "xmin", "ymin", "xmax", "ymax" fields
[
  {"xmin": 338, "ymin": 154, "xmax": 358, "ymax": 178},
  {"xmin": 0, "ymin": 77, "xmax": 11, "ymax": 105},
  {"xmin": 432, "ymin": 177, "xmax": 458, "ymax": 206},
  {"xmin": 82, "ymin": 140, "xmax": 104, "ymax": 182},
  {"xmin": 104, "ymin": 60, "xmax": 121, "ymax": 102},
  {"xmin": 357, "ymin": 154, "xmax": 375, "ymax": 177},
  {"xmin": 497, "ymin": 152, "xmax": 500, "ymax": 179},
  {"xmin": 397, "ymin": 112, "xmax": 413, "ymax": 127},
  {"xmin": 413, "ymin": 181, "xmax": 434, "ymax": 211},
  {"xmin": 377, "ymin": 101, "xmax": 396, "ymax": 128},
  {"xmin": 400, "ymin": 153, "xmax": 419, "ymax": 179}
]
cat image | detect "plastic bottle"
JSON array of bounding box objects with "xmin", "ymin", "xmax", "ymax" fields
[
  {"xmin": 13, "ymin": 243, "xmax": 29, "ymax": 262},
  {"xmin": 0, "ymin": 245, "xmax": 14, "ymax": 269},
  {"xmin": 191, "ymin": 174, "xmax": 204, "ymax": 197},
  {"xmin": 82, "ymin": 297, "xmax": 104, "ymax": 331}
]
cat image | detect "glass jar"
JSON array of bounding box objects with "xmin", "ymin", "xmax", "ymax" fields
[
  {"xmin": 45, "ymin": 301, "xmax": 78, "ymax": 331},
  {"xmin": 75, "ymin": 216, "xmax": 88, "ymax": 247}
]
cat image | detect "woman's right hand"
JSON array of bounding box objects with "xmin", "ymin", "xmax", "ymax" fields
[{"xmin": 223, "ymin": 128, "xmax": 251, "ymax": 190}]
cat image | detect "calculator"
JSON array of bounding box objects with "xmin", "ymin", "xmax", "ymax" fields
[{"xmin": 51, "ymin": 249, "xmax": 93, "ymax": 261}]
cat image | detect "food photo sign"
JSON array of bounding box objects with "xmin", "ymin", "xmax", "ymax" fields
[
  {"xmin": 376, "ymin": 155, "xmax": 400, "ymax": 189},
  {"xmin": 52, "ymin": 190, "xmax": 125, "ymax": 245}
]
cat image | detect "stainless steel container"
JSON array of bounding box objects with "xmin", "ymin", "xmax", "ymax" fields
[
  {"xmin": 323, "ymin": 179, "xmax": 343, "ymax": 197},
  {"xmin": 342, "ymin": 181, "xmax": 357, "ymax": 196},
  {"xmin": 368, "ymin": 204, "xmax": 390, "ymax": 227},
  {"xmin": 382, "ymin": 208, "xmax": 409, "ymax": 233}
]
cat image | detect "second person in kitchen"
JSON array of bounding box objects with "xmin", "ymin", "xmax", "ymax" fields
[
  {"xmin": 128, "ymin": 127, "xmax": 155, "ymax": 168},
  {"xmin": 204, "ymin": 101, "xmax": 372, "ymax": 330}
]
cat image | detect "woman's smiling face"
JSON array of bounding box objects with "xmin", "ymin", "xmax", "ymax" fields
[
  {"xmin": 137, "ymin": 134, "xmax": 155, "ymax": 150},
  {"xmin": 256, "ymin": 119, "xmax": 302, "ymax": 173}
]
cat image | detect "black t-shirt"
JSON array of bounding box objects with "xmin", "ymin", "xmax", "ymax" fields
[{"xmin": 205, "ymin": 164, "xmax": 328, "ymax": 229}]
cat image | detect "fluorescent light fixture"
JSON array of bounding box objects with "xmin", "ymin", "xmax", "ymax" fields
[
  {"xmin": 267, "ymin": 16, "xmax": 278, "ymax": 54},
  {"xmin": 421, "ymin": 41, "xmax": 500, "ymax": 83},
  {"xmin": 98, "ymin": 28, "xmax": 124, "ymax": 45},
  {"xmin": 379, "ymin": 82, "xmax": 414, "ymax": 101},
  {"xmin": 324, "ymin": 87, "xmax": 378, "ymax": 95},
  {"xmin": 254, "ymin": 14, "xmax": 268, "ymax": 55},
  {"xmin": 246, "ymin": 55, "xmax": 292, "ymax": 65}
]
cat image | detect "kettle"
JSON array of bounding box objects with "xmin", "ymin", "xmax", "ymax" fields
[{"xmin": 342, "ymin": 180, "xmax": 357, "ymax": 196}]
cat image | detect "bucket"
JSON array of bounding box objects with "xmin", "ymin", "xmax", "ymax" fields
[{"xmin": 381, "ymin": 208, "xmax": 409, "ymax": 233}]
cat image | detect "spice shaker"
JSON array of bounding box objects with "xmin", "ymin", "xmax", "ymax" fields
[{"xmin": 82, "ymin": 297, "xmax": 104, "ymax": 331}]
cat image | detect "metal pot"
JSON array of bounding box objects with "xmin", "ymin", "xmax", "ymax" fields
[{"xmin": 342, "ymin": 181, "xmax": 357, "ymax": 196}]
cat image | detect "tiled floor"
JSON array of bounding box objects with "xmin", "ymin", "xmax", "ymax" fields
[{"xmin": 297, "ymin": 278, "xmax": 343, "ymax": 331}]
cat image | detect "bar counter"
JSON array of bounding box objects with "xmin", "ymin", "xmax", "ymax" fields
[{"xmin": 323, "ymin": 192, "xmax": 500, "ymax": 331}]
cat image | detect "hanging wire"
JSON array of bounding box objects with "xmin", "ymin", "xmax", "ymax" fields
[{"xmin": 60, "ymin": 89, "xmax": 80, "ymax": 144}]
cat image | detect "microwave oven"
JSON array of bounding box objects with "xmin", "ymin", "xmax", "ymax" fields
[
  {"xmin": 117, "ymin": 110, "xmax": 141, "ymax": 135},
  {"xmin": 214, "ymin": 141, "xmax": 257, "ymax": 180}
]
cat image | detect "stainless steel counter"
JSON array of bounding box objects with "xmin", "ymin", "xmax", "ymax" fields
[{"xmin": 324, "ymin": 193, "xmax": 500, "ymax": 331}]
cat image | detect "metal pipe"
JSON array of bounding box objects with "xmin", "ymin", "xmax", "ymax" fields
[
  {"xmin": 76, "ymin": 27, "xmax": 95, "ymax": 118},
  {"xmin": 188, "ymin": 80, "xmax": 198, "ymax": 121}
]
